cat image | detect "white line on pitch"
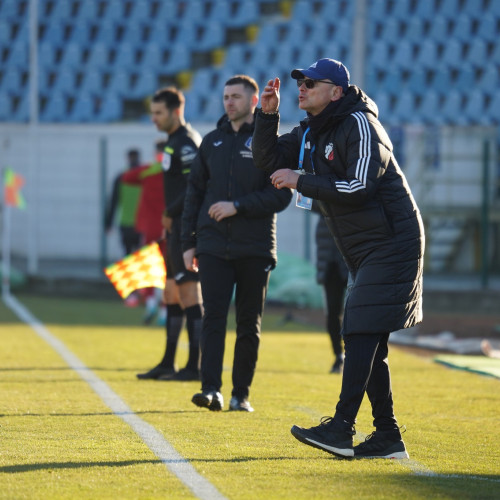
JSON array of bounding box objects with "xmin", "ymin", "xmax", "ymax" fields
[{"xmin": 3, "ymin": 291, "xmax": 227, "ymax": 500}]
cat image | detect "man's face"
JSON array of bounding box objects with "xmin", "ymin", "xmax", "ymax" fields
[
  {"xmin": 150, "ymin": 101, "xmax": 175, "ymax": 133},
  {"xmin": 297, "ymin": 79, "xmax": 339, "ymax": 116},
  {"xmin": 223, "ymin": 84, "xmax": 254, "ymax": 123}
]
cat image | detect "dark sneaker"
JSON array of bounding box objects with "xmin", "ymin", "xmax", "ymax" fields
[
  {"xmin": 291, "ymin": 417, "xmax": 355, "ymax": 457},
  {"xmin": 166, "ymin": 367, "xmax": 200, "ymax": 381},
  {"xmin": 192, "ymin": 390, "xmax": 224, "ymax": 411},
  {"xmin": 354, "ymin": 430, "xmax": 409, "ymax": 459},
  {"xmin": 136, "ymin": 365, "xmax": 177, "ymax": 380},
  {"xmin": 229, "ymin": 396, "xmax": 254, "ymax": 412},
  {"xmin": 330, "ymin": 356, "xmax": 344, "ymax": 374}
]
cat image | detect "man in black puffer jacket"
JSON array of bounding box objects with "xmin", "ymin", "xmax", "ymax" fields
[
  {"xmin": 253, "ymin": 59, "xmax": 424, "ymax": 459},
  {"xmin": 182, "ymin": 75, "xmax": 292, "ymax": 413}
]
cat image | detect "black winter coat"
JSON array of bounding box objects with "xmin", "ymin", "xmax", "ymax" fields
[
  {"xmin": 182, "ymin": 114, "xmax": 292, "ymax": 265},
  {"xmin": 253, "ymin": 86, "xmax": 425, "ymax": 335}
]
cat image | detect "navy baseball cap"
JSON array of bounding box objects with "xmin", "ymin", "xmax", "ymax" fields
[{"xmin": 291, "ymin": 58, "xmax": 350, "ymax": 92}]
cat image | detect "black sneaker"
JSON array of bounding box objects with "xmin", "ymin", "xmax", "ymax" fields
[
  {"xmin": 229, "ymin": 396, "xmax": 254, "ymax": 412},
  {"xmin": 330, "ymin": 356, "xmax": 344, "ymax": 374},
  {"xmin": 354, "ymin": 430, "xmax": 409, "ymax": 459},
  {"xmin": 192, "ymin": 390, "xmax": 224, "ymax": 411},
  {"xmin": 290, "ymin": 417, "xmax": 355, "ymax": 457},
  {"xmin": 165, "ymin": 367, "xmax": 200, "ymax": 381},
  {"xmin": 136, "ymin": 365, "xmax": 177, "ymax": 380}
]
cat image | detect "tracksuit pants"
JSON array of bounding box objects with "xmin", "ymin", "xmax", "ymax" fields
[
  {"xmin": 334, "ymin": 333, "xmax": 399, "ymax": 432},
  {"xmin": 197, "ymin": 253, "xmax": 272, "ymax": 399}
]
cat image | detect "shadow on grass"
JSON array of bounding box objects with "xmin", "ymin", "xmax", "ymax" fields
[{"xmin": 0, "ymin": 459, "xmax": 162, "ymax": 473}]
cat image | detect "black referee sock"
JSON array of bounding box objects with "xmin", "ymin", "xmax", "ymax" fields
[
  {"xmin": 160, "ymin": 304, "xmax": 184, "ymax": 368},
  {"xmin": 184, "ymin": 304, "xmax": 203, "ymax": 371}
]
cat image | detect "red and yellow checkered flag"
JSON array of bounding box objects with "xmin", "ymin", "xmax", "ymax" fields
[{"xmin": 104, "ymin": 242, "xmax": 166, "ymax": 299}]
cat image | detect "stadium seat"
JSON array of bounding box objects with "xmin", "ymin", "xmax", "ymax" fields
[
  {"xmin": 5, "ymin": 40, "xmax": 29, "ymax": 70},
  {"xmin": 463, "ymin": 89, "xmax": 487, "ymax": 124},
  {"xmin": 113, "ymin": 42, "xmax": 137, "ymax": 70},
  {"xmin": 393, "ymin": 90, "xmax": 415, "ymax": 124},
  {"xmin": 50, "ymin": 69, "xmax": 78, "ymax": 96},
  {"xmin": 86, "ymin": 43, "xmax": 112, "ymax": 70},
  {"xmin": 466, "ymin": 39, "xmax": 487, "ymax": 68},
  {"xmin": 139, "ymin": 42, "xmax": 163, "ymax": 70},
  {"xmin": 13, "ymin": 93, "xmax": 29, "ymax": 122},
  {"xmin": 197, "ymin": 21, "xmax": 225, "ymax": 51},
  {"xmin": 163, "ymin": 43, "xmax": 191, "ymax": 74},
  {"xmin": 67, "ymin": 20, "xmax": 92, "ymax": 47},
  {"xmin": 432, "ymin": 68, "xmax": 452, "ymax": 95},
  {"xmin": 414, "ymin": 0, "xmax": 435, "ymax": 20},
  {"xmin": 103, "ymin": 0, "xmax": 126, "ymax": 21},
  {"xmin": 441, "ymin": 40, "xmax": 462, "ymax": 69},
  {"xmin": 477, "ymin": 65, "xmax": 499, "ymax": 94},
  {"xmin": 486, "ymin": 90, "xmax": 500, "ymax": 123},
  {"xmin": 381, "ymin": 18, "xmax": 401, "ymax": 44},
  {"xmin": 369, "ymin": 0, "xmax": 389, "ymax": 21},
  {"xmin": 80, "ymin": 70, "xmax": 105, "ymax": 95},
  {"xmin": 393, "ymin": 40, "xmax": 414, "ymax": 71},
  {"xmin": 373, "ymin": 92, "xmax": 391, "ymax": 124},
  {"xmin": 41, "ymin": 91, "xmax": 68, "ymax": 122},
  {"xmin": 438, "ymin": 0, "xmax": 460, "ymax": 17},
  {"xmin": 408, "ymin": 69, "xmax": 427, "ymax": 97},
  {"xmin": 0, "ymin": 0, "xmax": 22, "ymax": 18},
  {"xmin": 427, "ymin": 15, "xmax": 450, "ymax": 44},
  {"xmin": 390, "ymin": 0, "xmax": 411, "ymax": 19},
  {"xmin": 77, "ymin": 0, "xmax": 99, "ymax": 21},
  {"xmin": 94, "ymin": 19, "xmax": 120, "ymax": 45},
  {"xmin": 0, "ymin": 93, "xmax": 13, "ymax": 121},
  {"xmin": 368, "ymin": 40, "xmax": 391, "ymax": 71},
  {"xmin": 226, "ymin": 0, "xmax": 258, "ymax": 27},
  {"xmin": 455, "ymin": 68, "xmax": 475, "ymax": 89},
  {"xmin": 59, "ymin": 42, "xmax": 85, "ymax": 70},
  {"xmin": 200, "ymin": 94, "xmax": 224, "ymax": 122},
  {"xmin": 98, "ymin": 93, "xmax": 122, "ymax": 122},
  {"xmin": 291, "ymin": 0, "xmax": 315, "ymax": 19},
  {"xmin": 450, "ymin": 14, "xmax": 473, "ymax": 42},
  {"xmin": 441, "ymin": 89, "xmax": 467, "ymax": 124},
  {"xmin": 405, "ymin": 18, "xmax": 424, "ymax": 42},
  {"xmin": 418, "ymin": 90, "xmax": 443, "ymax": 124},
  {"xmin": 131, "ymin": 70, "xmax": 158, "ymax": 99},
  {"xmin": 476, "ymin": 15, "xmax": 497, "ymax": 43},
  {"xmin": 0, "ymin": 19, "xmax": 12, "ymax": 45},
  {"xmin": 69, "ymin": 92, "xmax": 95, "ymax": 122},
  {"xmin": 127, "ymin": 0, "xmax": 153, "ymax": 23},
  {"xmin": 107, "ymin": 70, "xmax": 132, "ymax": 97}
]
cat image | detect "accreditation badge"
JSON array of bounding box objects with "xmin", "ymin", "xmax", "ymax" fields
[{"xmin": 294, "ymin": 169, "xmax": 313, "ymax": 210}]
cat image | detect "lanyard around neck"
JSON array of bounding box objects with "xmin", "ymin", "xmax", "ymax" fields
[{"xmin": 298, "ymin": 127, "xmax": 316, "ymax": 173}]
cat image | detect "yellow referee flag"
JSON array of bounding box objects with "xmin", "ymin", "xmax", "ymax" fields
[{"xmin": 104, "ymin": 242, "xmax": 166, "ymax": 299}]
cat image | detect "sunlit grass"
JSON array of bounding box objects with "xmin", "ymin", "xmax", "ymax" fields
[{"xmin": 1, "ymin": 294, "xmax": 499, "ymax": 499}]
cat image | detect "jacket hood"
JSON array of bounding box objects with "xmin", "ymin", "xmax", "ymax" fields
[{"xmin": 301, "ymin": 85, "xmax": 379, "ymax": 132}]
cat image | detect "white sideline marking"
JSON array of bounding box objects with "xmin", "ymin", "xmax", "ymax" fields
[{"xmin": 3, "ymin": 292, "xmax": 227, "ymax": 500}]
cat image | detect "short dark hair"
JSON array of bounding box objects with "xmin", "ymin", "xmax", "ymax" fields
[
  {"xmin": 152, "ymin": 86, "xmax": 185, "ymax": 109},
  {"xmin": 224, "ymin": 75, "xmax": 259, "ymax": 95}
]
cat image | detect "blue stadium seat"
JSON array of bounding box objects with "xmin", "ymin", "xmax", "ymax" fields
[
  {"xmin": 373, "ymin": 92, "xmax": 391, "ymax": 124},
  {"xmin": 163, "ymin": 43, "xmax": 191, "ymax": 74},
  {"xmin": 69, "ymin": 92, "xmax": 95, "ymax": 122},
  {"xmin": 5, "ymin": 40, "xmax": 28, "ymax": 70},
  {"xmin": 463, "ymin": 89, "xmax": 487, "ymax": 124},
  {"xmin": 174, "ymin": 19, "xmax": 198, "ymax": 47},
  {"xmin": 369, "ymin": 0, "xmax": 389, "ymax": 21},
  {"xmin": 200, "ymin": 94, "xmax": 224, "ymax": 122},
  {"xmin": 408, "ymin": 69, "xmax": 427, "ymax": 97},
  {"xmin": 131, "ymin": 70, "xmax": 158, "ymax": 99},
  {"xmin": 0, "ymin": 0, "xmax": 22, "ymax": 18},
  {"xmin": 41, "ymin": 18, "xmax": 67, "ymax": 45},
  {"xmin": 476, "ymin": 15, "xmax": 497, "ymax": 43},
  {"xmin": 450, "ymin": 14, "xmax": 473, "ymax": 42},
  {"xmin": 406, "ymin": 18, "xmax": 424, "ymax": 42},
  {"xmin": 492, "ymin": 41, "xmax": 500, "ymax": 65},
  {"xmin": 103, "ymin": 0, "xmax": 126, "ymax": 21},
  {"xmin": 68, "ymin": 20, "xmax": 92, "ymax": 46},
  {"xmin": 140, "ymin": 42, "xmax": 163, "ymax": 70},
  {"xmin": 0, "ymin": 93, "xmax": 13, "ymax": 121},
  {"xmin": 59, "ymin": 42, "xmax": 85, "ymax": 70},
  {"xmin": 454, "ymin": 68, "xmax": 475, "ymax": 89},
  {"xmin": 438, "ymin": 0, "xmax": 460, "ymax": 17},
  {"xmin": 416, "ymin": 39, "xmax": 438, "ymax": 70},
  {"xmin": 291, "ymin": 0, "xmax": 315, "ymax": 19},
  {"xmin": 86, "ymin": 43, "xmax": 112, "ymax": 70},
  {"xmin": 80, "ymin": 70, "xmax": 105, "ymax": 95},
  {"xmin": 38, "ymin": 41, "xmax": 58, "ymax": 67},
  {"xmin": 381, "ymin": 18, "xmax": 401, "ymax": 43},
  {"xmin": 368, "ymin": 40, "xmax": 390, "ymax": 71},
  {"xmin": 94, "ymin": 19, "xmax": 120, "ymax": 45},
  {"xmin": 41, "ymin": 91, "xmax": 68, "ymax": 122},
  {"xmin": 107, "ymin": 70, "xmax": 131, "ymax": 97},
  {"xmin": 486, "ymin": 91, "xmax": 500, "ymax": 123},
  {"xmin": 466, "ymin": 39, "xmax": 487, "ymax": 68},
  {"xmin": 382, "ymin": 69, "xmax": 403, "ymax": 97},
  {"xmin": 432, "ymin": 68, "xmax": 452, "ymax": 95},
  {"xmin": 225, "ymin": 0, "xmax": 258, "ymax": 27},
  {"xmin": 441, "ymin": 40, "xmax": 462, "ymax": 69},
  {"xmin": 224, "ymin": 44, "xmax": 249, "ymax": 73},
  {"xmin": 418, "ymin": 90, "xmax": 443, "ymax": 124},
  {"xmin": 256, "ymin": 23, "xmax": 282, "ymax": 46},
  {"xmin": 13, "ymin": 93, "xmax": 28, "ymax": 121},
  {"xmin": 127, "ymin": 0, "xmax": 153, "ymax": 23},
  {"xmin": 393, "ymin": 90, "xmax": 415, "ymax": 124},
  {"xmin": 390, "ymin": 0, "xmax": 411, "ymax": 19},
  {"xmin": 414, "ymin": 0, "xmax": 435, "ymax": 20},
  {"xmin": 477, "ymin": 65, "xmax": 499, "ymax": 94},
  {"xmin": 0, "ymin": 19, "xmax": 12, "ymax": 45},
  {"xmin": 197, "ymin": 21, "xmax": 225, "ymax": 51},
  {"xmin": 393, "ymin": 40, "xmax": 414, "ymax": 71},
  {"xmin": 98, "ymin": 93, "xmax": 122, "ymax": 122},
  {"xmin": 52, "ymin": 69, "xmax": 78, "ymax": 94},
  {"xmin": 441, "ymin": 90, "xmax": 466, "ymax": 124},
  {"xmin": 113, "ymin": 42, "xmax": 137, "ymax": 69},
  {"xmin": 77, "ymin": 0, "xmax": 99, "ymax": 21},
  {"xmin": 427, "ymin": 15, "xmax": 449, "ymax": 44}
]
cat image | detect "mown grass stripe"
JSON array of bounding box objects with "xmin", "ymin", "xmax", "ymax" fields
[{"xmin": 3, "ymin": 291, "xmax": 227, "ymax": 500}]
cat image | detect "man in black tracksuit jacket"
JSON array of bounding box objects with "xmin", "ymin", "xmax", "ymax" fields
[
  {"xmin": 182, "ymin": 75, "xmax": 292, "ymax": 412},
  {"xmin": 253, "ymin": 59, "xmax": 424, "ymax": 459}
]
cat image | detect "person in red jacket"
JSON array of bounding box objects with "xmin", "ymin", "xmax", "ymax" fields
[{"xmin": 122, "ymin": 141, "xmax": 166, "ymax": 324}]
